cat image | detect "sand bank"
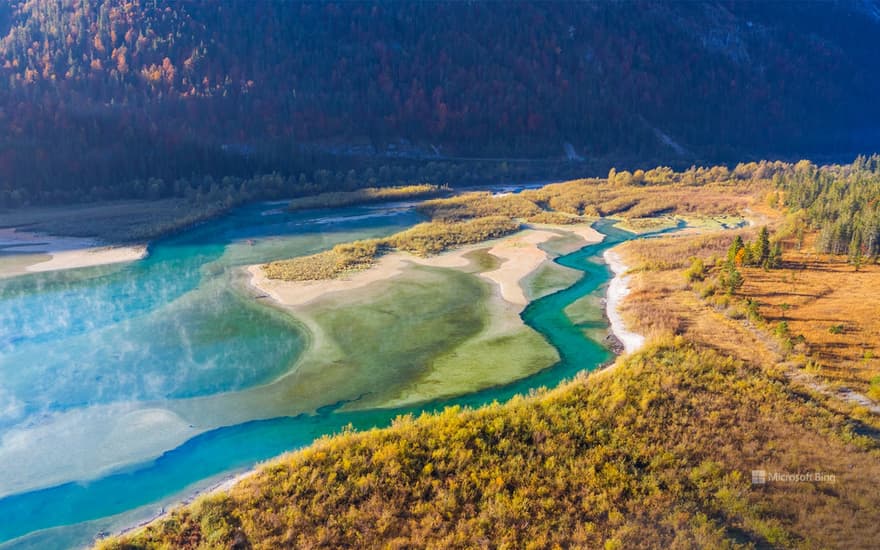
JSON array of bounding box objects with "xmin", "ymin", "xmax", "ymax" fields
[
  {"xmin": 0, "ymin": 228, "xmax": 146, "ymax": 277},
  {"xmin": 479, "ymin": 229, "xmax": 565, "ymax": 306},
  {"xmin": 603, "ymin": 248, "xmax": 645, "ymax": 354},
  {"xmin": 249, "ymin": 224, "xmax": 604, "ymax": 310},
  {"xmin": 247, "ymin": 248, "xmax": 471, "ymax": 307}
]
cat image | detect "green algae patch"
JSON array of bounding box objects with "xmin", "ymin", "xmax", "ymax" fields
[
  {"xmin": 461, "ymin": 247, "xmax": 503, "ymax": 272},
  {"xmin": 357, "ymin": 286, "xmax": 559, "ymax": 409},
  {"xmin": 564, "ymin": 292, "xmax": 611, "ymax": 343},
  {"xmin": 305, "ymin": 265, "xmax": 488, "ymax": 400},
  {"xmin": 522, "ymin": 260, "xmax": 582, "ymax": 301}
]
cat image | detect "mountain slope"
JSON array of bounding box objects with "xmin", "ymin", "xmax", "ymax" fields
[{"xmin": 2, "ymin": 1, "xmax": 880, "ymax": 202}]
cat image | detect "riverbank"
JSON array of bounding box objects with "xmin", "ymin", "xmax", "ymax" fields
[
  {"xmin": 603, "ymin": 248, "xmax": 645, "ymax": 354},
  {"xmin": 0, "ymin": 228, "xmax": 146, "ymax": 278}
]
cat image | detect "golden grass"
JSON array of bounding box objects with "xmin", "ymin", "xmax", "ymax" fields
[
  {"xmin": 418, "ymin": 191, "xmax": 545, "ymax": 221},
  {"xmin": 263, "ymin": 239, "xmax": 383, "ymax": 281},
  {"xmin": 262, "ymin": 217, "xmax": 520, "ymax": 280},
  {"xmin": 387, "ymin": 216, "xmax": 521, "ymax": 256},
  {"xmin": 739, "ymin": 242, "xmax": 880, "ymax": 392},
  {"xmin": 288, "ymin": 184, "xmax": 446, "ymax": 211},
  {"xmin": 521, "ymin": 179, "xmax": 765, "ymax": 220},
  {"xmin": 99, "ymin": 341, "xmax": 880, "ymax": 550}
]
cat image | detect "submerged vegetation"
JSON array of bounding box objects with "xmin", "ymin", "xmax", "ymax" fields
[{"xmin": 99, "ymin": 341, "xmax": 880, "ymax": 550}]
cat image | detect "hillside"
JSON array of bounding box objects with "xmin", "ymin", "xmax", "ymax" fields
[
  {"xmin": 99, "ymin": 341, "xmax": 880, "ymax": 549},
  {"xmin": 3, "ymin": 1, "xmax": 880, "ymax": 204}
]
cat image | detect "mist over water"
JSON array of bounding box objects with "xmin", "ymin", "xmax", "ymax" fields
[
  {"xmin": 0, "ymin": 201, "xmax": 639, "ymax": 549},
  {"xmin": 0, "ymin": 202, "xmax": 422, "ymax": 493}
]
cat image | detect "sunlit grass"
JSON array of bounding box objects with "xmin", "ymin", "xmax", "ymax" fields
[{"xmin": 100, "ymin": 340, "xmax": 880, "ymax": 550}]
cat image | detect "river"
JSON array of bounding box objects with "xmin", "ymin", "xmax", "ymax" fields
[{"xmin": 0, "ymin": 198, "xmax": 638, "ymax": 549}]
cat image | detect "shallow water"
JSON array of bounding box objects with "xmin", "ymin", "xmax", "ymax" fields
[{"xmin": 0, "ymin": 205, "xmax": 635, "ymax": 548}]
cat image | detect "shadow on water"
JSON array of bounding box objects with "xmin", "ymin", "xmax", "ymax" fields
[{"xmin": 0, "ymin": 217, "xmax": 681, "ymax": 548}]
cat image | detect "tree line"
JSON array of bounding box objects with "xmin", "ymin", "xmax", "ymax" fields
[{"xmin": 775, "ymin": 156, "xmax": 880, "ymax": 263}]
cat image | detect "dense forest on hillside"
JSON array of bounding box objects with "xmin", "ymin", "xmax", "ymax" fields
[{"xmin": 2, "ymin": 0, "xmax": 880, "ymax": 205}]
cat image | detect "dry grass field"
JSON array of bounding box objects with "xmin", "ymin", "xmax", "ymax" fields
[
  {"xmin": 521, "ymin": 178, "xmax": 766, "ymax": 219},
  {"xmin": 618, "ymin": 210, "xmax": 880, "ymax": 403},
  {"xmin": 617, "ymin": 228, "xmax": 780, "ymax": 368},
  {"xmin": 739, "ymin": 241, "xmax": 880, "ymax": 395}
]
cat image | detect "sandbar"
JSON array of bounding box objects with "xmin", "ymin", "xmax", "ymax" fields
[
  {"xmin": 248, "ymin": 223, "xmax": 604, "ymax": 311},
  {"xmin": 0, "ymin": 228, "xmax": 146, "ymax": 277},
  {"xmin": 603, "ymin": 248, "xmax": 645, "ymax": 354}
]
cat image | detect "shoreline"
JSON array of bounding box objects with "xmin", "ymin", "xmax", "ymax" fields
[
  {"xmin": 0, "ymin": 228, "xmax": 147, "ymax": 278},
  {"xmin": 603, "ymin": 248, "xmax": 646, "ymax": 354},
  {"xmin": 111, "ymin": 469, "xmax": 260, "ymax": 542}
]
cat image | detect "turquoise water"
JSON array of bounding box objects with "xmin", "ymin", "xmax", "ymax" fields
[{"xmin": 0, "ymin": 209, "xmax": 635, "ymax": 548}]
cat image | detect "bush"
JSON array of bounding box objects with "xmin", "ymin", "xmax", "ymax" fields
[
  {"xmin": 685, "ymin": 257, "xmax": 707, "ymax": 283},
  {"xmin": 389, "ymin": 217, "xmax": 521, "ymax": 256},
  {"xmin": 288, "ymin": 184, "xmax": 446, "ymax": 210}
]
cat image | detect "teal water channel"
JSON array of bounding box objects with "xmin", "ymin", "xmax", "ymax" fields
[{"xmin": 0, "ymin": 205, "xmax": 644, "ymax": 548}]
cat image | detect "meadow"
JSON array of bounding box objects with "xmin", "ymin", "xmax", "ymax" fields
[
  {"xmin": 99, "ymin": 340, "xmax": 880, "ymax": 550},
  {"xmin": 262, "ymin": 217, "xmax": 521, "ymax": 281}
]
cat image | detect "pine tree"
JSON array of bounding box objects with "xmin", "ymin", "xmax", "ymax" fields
[
  {"xmin": 721, "ymin": 262, "xmax": 743, "ymax": 296},
  {"xmin": 727, "ymin": 235, "xmax": 744, "ymax": 265},
  {"xmin": 767, "ymin": 242, "xmax": 783, "ymax": 269},
  {"xmin": 755, "ymin": 226, "xmax": 771, "ymax": 268},
  {"xmin": 849, "ymin": 231, "xmax": 864, "ymax": 271}
]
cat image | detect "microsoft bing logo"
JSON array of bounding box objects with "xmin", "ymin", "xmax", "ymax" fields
[{"xmin": 750, "ymin": 469, "xmax": 835, "ymax": 485}]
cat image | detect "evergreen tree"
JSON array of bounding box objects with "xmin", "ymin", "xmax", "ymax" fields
[
  {"xmin": 755, "ymin": 226, "xmax": 771, "ymax": 268},
  {"xmin": 721, "ymin": 262, "xmax": 743, "ymax": 296},
  {"xmin": 727, "ymin": 235, "xmax": 745, "ymax": 265},
  {"xmin": 849, "ymin": 231, "xmax": 864, "ymax": 271},
  {"xmin": 768, "ymin": 242, "xmax": 783, "ymax": 269}
]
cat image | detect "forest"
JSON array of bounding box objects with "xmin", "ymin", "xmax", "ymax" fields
[
  {"xmin": 2, "ymin": 1, "xmax": 880, "ymax": 205},
  {"xmin": 775, "ymin": 156, "xmax": 880, "ymax": 259}
]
